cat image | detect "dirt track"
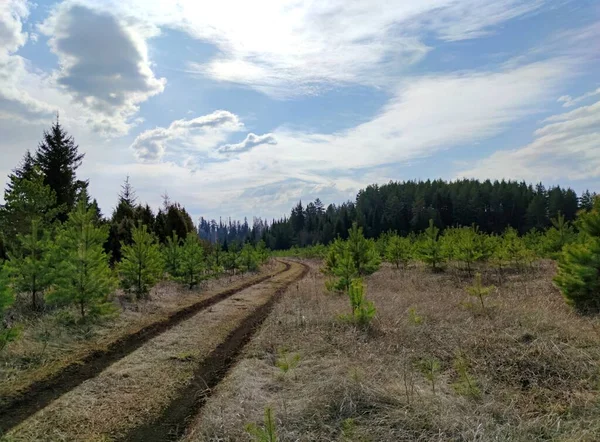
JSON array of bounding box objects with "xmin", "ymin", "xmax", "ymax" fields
[{"xmin": 3, "ymin": 260, "xmax": 308, "ymax": 441}]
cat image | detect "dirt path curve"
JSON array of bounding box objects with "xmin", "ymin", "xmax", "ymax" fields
[
  {"xmin": 0, "ymin": 261, "xmax": 291, "ymax": 434},
  {"xmin": 4, "ymin": 260, "xmax": 308, "ymax": 441}
]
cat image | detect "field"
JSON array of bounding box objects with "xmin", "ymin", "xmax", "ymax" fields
[
  {"xmin": 187, "ymin": 260, "xmax": 600, "ymax": 441},
  {"xmin": 2, "ymin": 258, "xmax": 600, "ymax": 441}
]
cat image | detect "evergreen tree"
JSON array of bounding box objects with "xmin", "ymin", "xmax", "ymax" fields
[
  {"xmin": 0, "ymin": 166, "xmax": 60, "ymax": 252},
  {"xmin": 543, "ymin": 212, "xmax": 576, "ymax": 257},
  {"xmin": 119, "ymin": 224, "xmax": 163, "ymax": 298},
  {"xmin": 323, "ymin": 239, "xmax": 357, "ymax": 293},
  {"xmin": 417, "ymin": 219, "xmax": 445, "ymax": 271},
  {"xmin": 48, "ymin": 195, "xmax": 115, "ymax": 319},
  {"xmin": 180, "ymin": 233, "xmax": 205, "ymax": 288},
  {"xmin": 346, "ymin": 222, "xmax": 380, "ymax": 275},
  {"xmin": 6, "ymin": 219, "xmax": 53, "ymax": 310},
  {"xmin": 386, "ymin": 234, "xmax": 412, "ymax": 269},
  {"xmin": 554, "ymin": 197, "xmax": 600, "ymax": 310},
  {"xmin": 449, "ymin": 226, "xmax": 488, "ymax": 276},
  {"xmin": 0, "ymin": 264, "xmax": 20, "ymax": 352},
  {"xmin": 240, "ymin": 243, "xmax": 258, "ymax": 272},
  {"xmin": 163, "ymin": 231, "xmax": 182, "ymax": 278},
  {"xmin": 35, "ymin": 118, "xmax": 85, "ymax": 219}
]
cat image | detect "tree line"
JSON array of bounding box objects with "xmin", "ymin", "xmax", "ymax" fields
[
  {"xmin": 260, "ymin": 180, "xmax": 596, "ymax": 250},
  {"xmin": 0, "ymin": 120, "xmax": 269, "ymax": 350}
]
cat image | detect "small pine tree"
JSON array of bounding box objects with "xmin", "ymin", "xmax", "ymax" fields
[
  {"xmin": 163, "ymin": 231, "xmax": 182, "ymax": 278},
  {"xmin": 347, "ymin": 223, "xmax": 380, "ymax": 275},
  {"xmin": 255, "ymin": 240, "xmax": 270, "ymax": 264},
  {"xmin": 6, "ymin": 219, "xmax": 53, "ymax": 310},
  {"xmin": 418, "ymin": 356, "xmax": 441, "ymax": 394},
  {"xmin": 323, "ymin": 240, "xmax": 357, "ymax": 293},
  {"xmin": 543, "ymin": 212, "xmax": 576, "ymax": 257},
  {"xmin": 466, "ymin": 273, "xmax": 494, "ymax": 313},
  {"xmin": 0, "ymin": 166, "xmax": 61, "ymax": 253},
  {"xmin": 48, "ymin": 195, "xmax": 116, "ymax": 320},
  {"xmin": 180, "ymin": 233, "xmax": 205, "ymax": 288},
  {"xmin": 346, "ymin": 279, "xmax": 376, "ymax": 326},
  {"xmin": 240, "ymin": 243, "xmax": 258, "ymax": 272},
  {"xmin": 450, "ymin": 226, "xmax": 487, "ymax": 276},
  {"xmin": 386, "ymin": 234, "xmax": 412, "ymax": 269},
  {"xmin": 119, "ymin": 224, "xmax": 163, "ymax": 299},
  {"xmin": 0, "ymin": 264, "xmax": 20, "ymax": 352},
  {"xmin": 246, "ymin": 407, "xmax": 277, "ymax": 442},
  {"xmin": 502, "ymin": 227, "xmax": 528, "ymax": 269},
  {"xmin": 554, "ymin": 197, "xmax": 600, "ymax": 310},
  {"xmin": 417, "ymin": 219, "xmax": 445, "ymax": 271}
]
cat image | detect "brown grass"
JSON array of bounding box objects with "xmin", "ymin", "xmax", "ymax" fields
[
  {"xmin": 0, "ymin": 261, "xmax": 283, "ymax": 405},
  {"xmin": 5, "ymin": 261, "xmax": 305, "ymax": 441},
  {"xmin": 184, "ymin": 260, "xmax": 600, "ymax": 441}
]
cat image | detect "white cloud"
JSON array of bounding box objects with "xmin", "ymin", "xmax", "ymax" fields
[
  {"xmin": 558, "ymin": 87, "xmax": 600, "ymax": 107},
  {"xmin": 71, "ymin": 0, "xmax": 550, "ymax": 97},
  {"xmin": 0, "ymin": 0, "xmax": 28, "ymax": 54},
  {"xmin": 39, "ymin": 3, "xmax": 166, "ymax": 134},
  {"xmin": 267, "ymin": 59, "xmax": 573, "ymax": 171},
  {"xmin": 457, "ymin": 92, "xmax": 600, "ymax": 182},
  {"xmin": 219, "ymin": 133, "xmax": 277, "ymax": 154},
  {"xmin": 130, "ymin": 110, "xmax": 243, "ymax": 162}
]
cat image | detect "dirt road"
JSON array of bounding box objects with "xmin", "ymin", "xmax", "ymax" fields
[{"xmin": 2, "ymin": 260, "xmax": 308, "ymax": 441}]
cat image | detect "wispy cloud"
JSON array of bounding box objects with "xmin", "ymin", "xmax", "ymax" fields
[
  {"xmin": 458, "ymin": 89, "xmax": 600, "ymax": 182},
  {"xmin": 219, "ymin": 133, "xmax": 277, "ymax": 154}
]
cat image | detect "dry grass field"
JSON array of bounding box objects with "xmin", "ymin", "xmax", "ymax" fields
[{"xmin": 186, "ymin": 260, "xmax": 600, "ymax": 441}]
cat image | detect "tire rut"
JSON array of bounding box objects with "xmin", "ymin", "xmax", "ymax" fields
[
  {"xmin": 0, "ymin": 262, "xmax": 291, "ymax": 434},
  {"xmin": 122, "ymin": 260, "xmax": 309, "ymax": 442}
]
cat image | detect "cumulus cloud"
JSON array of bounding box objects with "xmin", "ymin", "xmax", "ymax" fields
[
  {"xmin": 219, "ymin": 133, "xmax": 277, "ymax": 154},
  {"xmin": 40, "ymin": 3, "xmax": 165, "ymax": 134},
  {"xmin": 130, "ymin": 110, "xmax": 243, "ymax": 162},
  {"xmin": 0, "ymin": 0, "xmax": 57, "ymax": 122},
  {"xmin": 457, "ymin": 92, "xmax": 600, "ymax": 182},
  {"xmin": 0, "ymin": 0, "xmax": 28, "ymax": 54}
]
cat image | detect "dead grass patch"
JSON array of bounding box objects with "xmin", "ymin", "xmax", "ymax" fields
[{"xmin": 185, "ymin": 260, "xmax": 600, "ymax": 442}]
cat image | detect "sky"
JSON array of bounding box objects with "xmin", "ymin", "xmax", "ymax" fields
[{"xmin": 1, "ymin": 0, "xmax": 599, "ymax": 222}]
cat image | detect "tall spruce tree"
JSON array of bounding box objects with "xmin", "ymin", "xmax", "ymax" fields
[
  {"xmin": 48, "ymin": 194, "xmax": 115, "ymax": 319},
  {"xmin": 35, "ymin": 118, "xmax": 86, "ymax": 220},
  {"xmin": 119, "ymin": 224, "xmax": 163, "ymax": 298}
]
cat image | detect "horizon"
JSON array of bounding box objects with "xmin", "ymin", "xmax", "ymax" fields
[{"xmin": 1, "ymin": 0, "xmax": 599, "ymax": 222}]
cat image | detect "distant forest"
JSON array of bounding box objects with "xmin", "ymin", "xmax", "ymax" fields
[{"xmin": 200, "ymin": 180, "xmax": 597, "ymax": 250}]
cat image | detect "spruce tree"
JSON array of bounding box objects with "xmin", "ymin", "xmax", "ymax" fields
[
  {"xmin": 554, "ymin": 197, "xmax": 600, "ymax": 310},
  {"xmin": 180, "ymin": 233, "xmax": 205, "ymax": 288},
  {"xmin": 48, "ymin": 194, "xmax": 115, "ymax": 319},
  {"xmin": 119, "ymin": 224, "xmax": 163, "ymax": 299},
  {"xmin": 6, "ymin": 219, "xmax": 53, "ymax": 310},
  {"xmin": 35, "ymin": 118, "xmax": 85, "ymax": 219}
]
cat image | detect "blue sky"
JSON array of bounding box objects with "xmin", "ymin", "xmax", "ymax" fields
[{"xmin": 1, "ymin": 0, "xmax": 599, "ymax": 221}]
